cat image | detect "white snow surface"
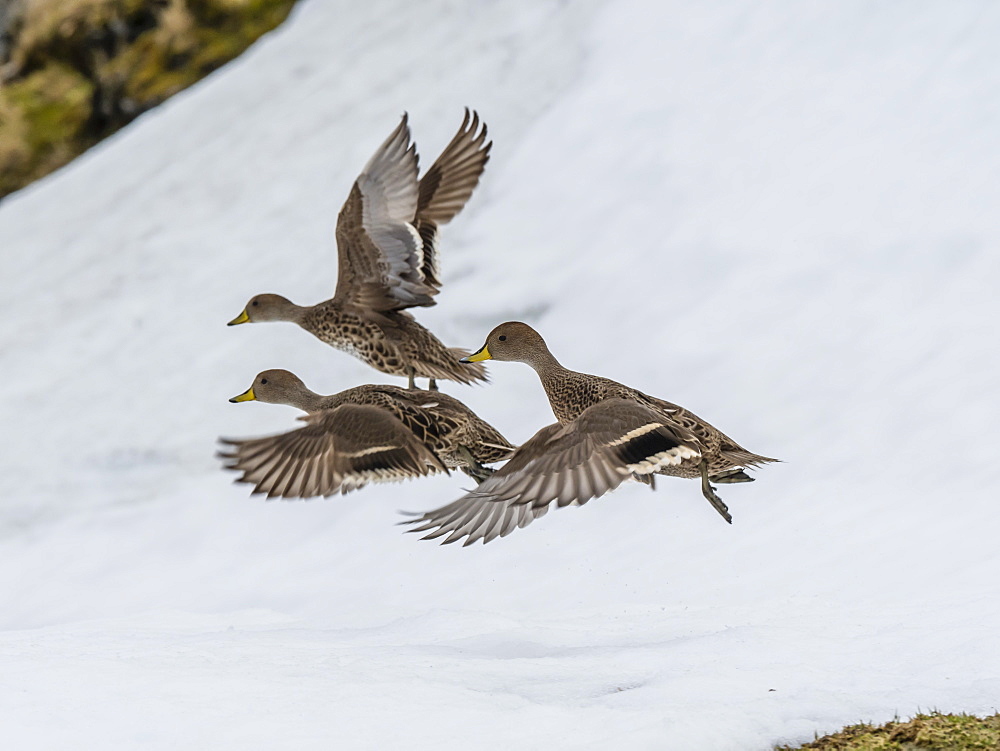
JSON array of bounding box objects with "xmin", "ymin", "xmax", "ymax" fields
[{"xmin": 2, "ymin": 0, "xmax": 1000, "ymax": 748}]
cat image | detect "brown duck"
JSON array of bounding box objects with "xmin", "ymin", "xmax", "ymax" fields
[
  {"xmin": 219, "ymin": 369, "xmax": 515, "ymax": 498},
  {"xmin": 405, "ymin": 322, "xmax": 778, "ymax": 545},
  {"xmin": 228, "ymin": 111, "xmax": 491, "ymax": 390}
]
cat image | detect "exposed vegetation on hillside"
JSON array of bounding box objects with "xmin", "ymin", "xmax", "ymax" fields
[
  {"xmin": 777, "ymin": 712, "xmax": 1000, "ymax": 750},
  {"xmin": 0, "ymin": 0, "xmax": 297, "ymax": 199}
]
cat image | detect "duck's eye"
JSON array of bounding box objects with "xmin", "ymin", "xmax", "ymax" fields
[
  {"xmin": 251, "ymin": 300, "xmax": 259, "ymax": 307},
  {"xmin": 260, "ymin": 378, "xmax": 268, "ymax": 385},
  {"xmin": 498, "ymin": 335, "xmax": 507, "ymax": 341}
]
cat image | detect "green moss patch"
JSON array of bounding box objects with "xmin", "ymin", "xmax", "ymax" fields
[
  {"xmin": 0, "ymin": 62, "xmax": 94, "ymax": 195},
  {"xmin": 777, "ymin": 712, "xmax": 1000, "ymax": 750},
  {"xmin": 0, "ymin": 0, "xmax": 297, "ymax": 199}
]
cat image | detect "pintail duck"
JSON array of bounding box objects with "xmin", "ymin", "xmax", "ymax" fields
[
  {"xmin": 405, "ymin": 322, "xmax": 778, "ymax": 545},
  {"xmin": 228, "ymin": 110, "xmax": 492, "ymax": 390},
  {"xmin": 219, "ymin": 369, "xmax": 515, "ymax": 498}
]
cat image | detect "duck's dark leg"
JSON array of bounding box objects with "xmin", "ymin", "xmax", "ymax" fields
[
  {"xmin": 406, "ymin": 367, "xmax": 417, "ymax": 391},
  {"xmin": 710, "ymin": 469, "xmax": 754, "ymax": 484},
  {"xmin": 632, "ymin": 473, "xmax": 656, "ymax": 490},
  {"xmin": 461, "ymin": 466, "xmax": 495, "ymax": 484},
  {"xmin": 427, "ymin": 378, "xmax": 439, "ymax": 391},
  {"xmin": 458, "ymin": 445, "xmax": 494, "ymax": 484},
  {"xmin": 699, "ymin": 460, "xmax": 732, "ymax": 524}
]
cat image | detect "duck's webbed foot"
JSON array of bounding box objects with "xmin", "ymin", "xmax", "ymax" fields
[
  {"xmin": 710, "ymin": 469, "xmax": 754, "ymax": 485},
  {"xmin": 699, "ymin": 460, "xmax": 733, "ymax": 524}
]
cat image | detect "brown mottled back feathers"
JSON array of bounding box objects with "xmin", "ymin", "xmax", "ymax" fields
[
  {"xmin": 327, "ymin": 385, "xmax": 514, "ymax": 467},
  {"xmin": 300, "ymin": 304, "xmax": 488, "ymax": 385}
]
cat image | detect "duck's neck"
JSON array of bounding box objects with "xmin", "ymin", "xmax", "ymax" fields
[
  {"xmin": 524, "ymin": 348, "xmax": 575, "ymax": 417},
  {"xmin": 523, "ymin": 342, "xmax": 564, "ymax": 375},
  {"xmin": 285, "ymin": 385, "xmax": 326, "ymax": 413},
  {"xmin": 277, "ymin": 299, "xmax": 309, "ymax": 324}
]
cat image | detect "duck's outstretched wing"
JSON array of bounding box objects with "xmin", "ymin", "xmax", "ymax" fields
[
  {"xmin": 334, "ymin": 115, "xmax": 436, "ymax": 312},
  {"xmin": 415, "ymin": 108, "xmax": 491, "ymax": 291},
  {"xmin": 219, "ymin": 404, "xmax": 447, "ymax": 499},
  {"xmin": 402, "ymin": 399, "xmax": 700, "ymax": 545},
  {"xmin": 333, "ymin": 111, "xmax": 491, "ymax": 312}
]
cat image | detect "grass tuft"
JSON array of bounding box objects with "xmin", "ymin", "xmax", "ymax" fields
[{"xmin": 776, "ymin": 711, "xmax": 1000, "ymax": 750}]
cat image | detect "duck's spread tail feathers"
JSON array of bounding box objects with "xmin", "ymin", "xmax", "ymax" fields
[{"xmin": 721, "ymin": 445, "xmax": 781, "ymax": 469}]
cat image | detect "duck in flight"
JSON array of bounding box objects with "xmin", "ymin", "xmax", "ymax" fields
[
  {"xmin": 220, "ymin": 369, "xmax": 516, "ymax": 498},
  {"xmin": 405, "ymin": 322, "xmax": 778, "ymax": 545},
  {"xmin": 228, "ymin": 110, "xmax": 492, "ymax": 390}
]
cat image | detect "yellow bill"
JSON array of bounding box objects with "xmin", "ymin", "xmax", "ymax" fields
[
  {"xmin": 460, "ymin": 344, "xmax": 491, "ymax": 363},
  {"xmin": 227, "ymin": 310, "xmax": 250, "ymax": 326},
  {"xmin": 229, "ymin": 387, "xmax": 256, "ymax": 403}
]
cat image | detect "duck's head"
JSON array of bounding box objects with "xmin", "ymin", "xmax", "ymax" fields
[
  {"xmin": 228, "ymin": 294, "xmax": 298, "ymax": 325},
  {"xmin": 460, "ymin": 321, "xmax": 552, "ymax": 366},
  {"xmin": 229, "ymin": 369, "xmax": 317, "ymax": 411}
]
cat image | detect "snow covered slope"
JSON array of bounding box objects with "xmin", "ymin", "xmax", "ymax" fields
[{"xmin": 2, "ymin": 1, "xmax": 999, "ymax": 748}]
